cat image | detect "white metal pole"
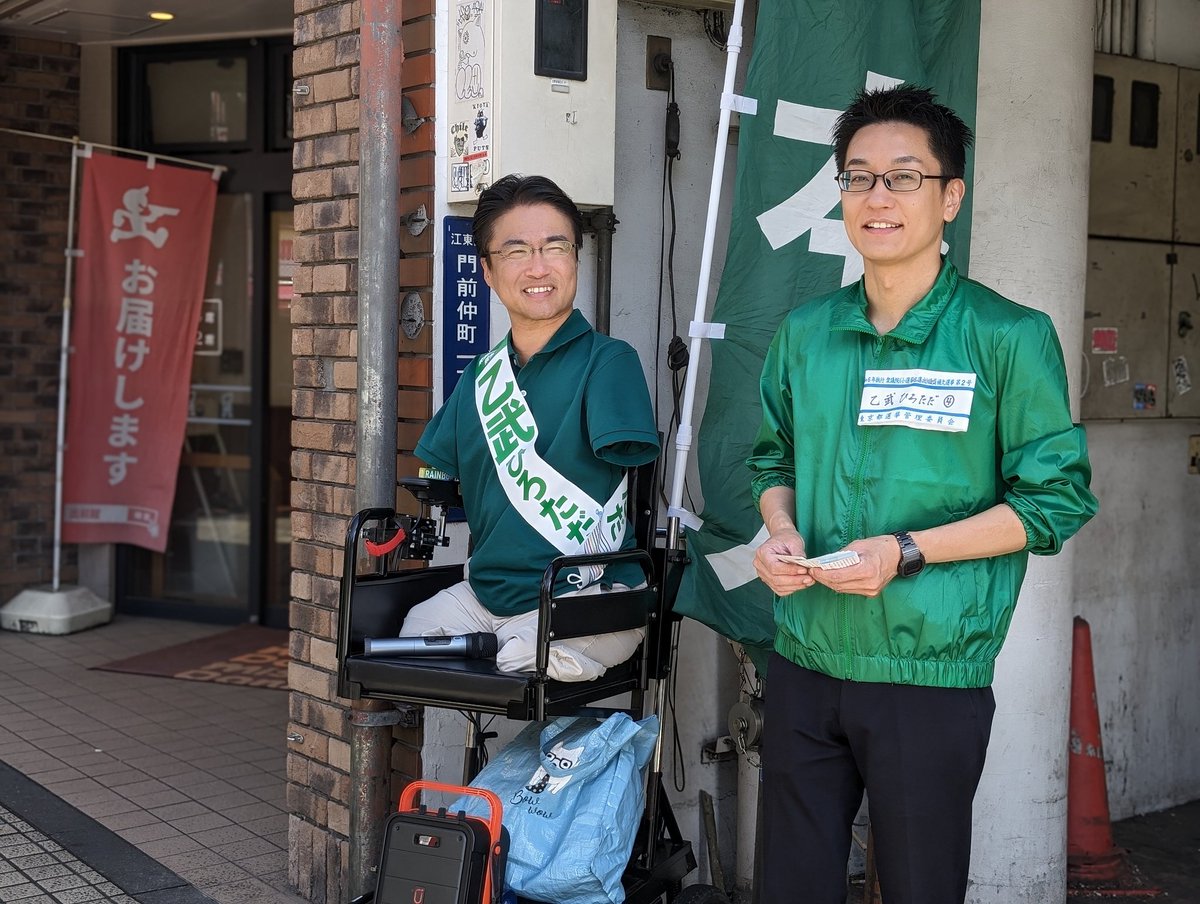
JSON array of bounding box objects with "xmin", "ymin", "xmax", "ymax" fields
[
  {"xmin": 665, "ymin": 0, "xmax": 748, "ymax": 546},
  {"xmin": 52, "ymin": 140, "xmax": 83, "ymax": 592}
]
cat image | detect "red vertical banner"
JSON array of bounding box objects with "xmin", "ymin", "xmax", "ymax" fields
[{"xmin": 62, "ymin": 153, "xmax": 218, "ymax": 552}]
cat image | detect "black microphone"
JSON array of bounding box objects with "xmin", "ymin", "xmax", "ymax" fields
[{"xmin": 363, "ymin": 633, "xmax": 498, "ymax": 659}]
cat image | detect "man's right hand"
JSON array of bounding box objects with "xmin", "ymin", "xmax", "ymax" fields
[{"xmin": 754, "ymin": 528, "xmax": 816, "ymax": 596}]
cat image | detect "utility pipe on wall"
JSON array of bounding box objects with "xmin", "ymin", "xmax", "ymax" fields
[
  {"xmin": 1136, "ymin": 0, "xmax": 1156, "ymax": 60},
  {"xmin": 349, "ymin": 704, "xmax": 404, "ymax": 897},
  {"xmin": 1095, "ymin": 0, "xmax": 1140, "ymax": 54},
  {"xmin": 349, "ymin": 0, "xmax": 404, "ymax": 897},
  {"xmin": 1119, "ymin": 0, "xmax": 1137, "ymax": 54},
  {"xmin": 588, "ymin": 208, "xmax": 618, "ymax": 335}
]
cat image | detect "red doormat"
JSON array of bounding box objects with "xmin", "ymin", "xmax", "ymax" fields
[{"xmin": 92, "ymin": 624, "xmax": 289, "ymax": 690}]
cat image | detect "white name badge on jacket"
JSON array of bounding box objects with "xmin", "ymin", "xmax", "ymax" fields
[{"xmin": 857, "ymin": 369, "xmax": 977, "ymax": 433}]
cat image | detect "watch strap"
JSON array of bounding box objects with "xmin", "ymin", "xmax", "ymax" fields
[{"xmin": 892, "ymin": 530, "xmax": 924, "ymax": 576}]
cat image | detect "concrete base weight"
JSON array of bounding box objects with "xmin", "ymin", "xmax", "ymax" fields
[{"xmin": 1, "ymin": 584, "xmax": 113, "ymax": 634}]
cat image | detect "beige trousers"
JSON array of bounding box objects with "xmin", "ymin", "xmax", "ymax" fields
[{"xmin": 399, "ymin": 577, "xmax": 644, "ymax": 682}]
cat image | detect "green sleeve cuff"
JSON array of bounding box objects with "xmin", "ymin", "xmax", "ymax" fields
[
  {"xmin": 1001, "ymin": 423, "xmax": 1098, "ymax": 556},
  {"xmin": 593, "ymin": 429, "xmax": 661, "ymax": 467},
  {"xmin": 750, "ymin": 473, "xmax": 795, "ymax": 507}
]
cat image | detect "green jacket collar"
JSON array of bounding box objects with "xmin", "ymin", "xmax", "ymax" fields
[{"xmin": 831, "ymin": 258, "xmax": 960, "ymax": 345}]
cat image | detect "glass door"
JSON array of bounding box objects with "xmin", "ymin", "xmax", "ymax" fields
[
  {"xmin": 124, "ymin": 194, "xmax": 256, "ymax": 621},
  {"xmin": 116, "ymin": 38, "xmax": 294, "ymax": 625}
]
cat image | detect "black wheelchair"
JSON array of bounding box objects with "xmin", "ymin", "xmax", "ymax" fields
[{"xmin": 336, "ymin": 459, "xmax": 731, "ymax": 904}]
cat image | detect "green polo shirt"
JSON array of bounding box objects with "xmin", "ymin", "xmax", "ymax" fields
[{"xmin": 417, "ymin": 309, "xmax": 660, "ymax": 616}]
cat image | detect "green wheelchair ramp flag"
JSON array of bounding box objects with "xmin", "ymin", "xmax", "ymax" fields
[{"xmin": 674, "ymin": 0, "xmax": 981, "ymax": 671}]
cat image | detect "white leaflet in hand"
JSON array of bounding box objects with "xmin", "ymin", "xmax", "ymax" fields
[{"xmin": 777, "ymin": 550, "xmax": 861, "ymax": 570}]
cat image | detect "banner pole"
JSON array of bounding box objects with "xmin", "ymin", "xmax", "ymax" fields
[
  {"xmin": 0, "ymin": 127, "xmax": 224, "ymax": 176},
  {"xmin": 665, "ymin": 0, "xmax": 749, "ymax": 550},
  {"xmin": 52, "ymin": 139, "xmax": 84, "ymax": 592},
  {"xmin": 4, "ymin": 135, "xmax": 218, "ymax": 634},
  {"xmin": 1, "ymin": 125, "xmax": 223, "ymax": 592}
]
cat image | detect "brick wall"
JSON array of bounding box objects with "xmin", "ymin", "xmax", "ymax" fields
[
  {"xmin": 287, "ymin": 0, "xmax": 436, "ymax": 900},
  {"xmin": 0, "ymin": 36, "xmax": 81, "ymax": 603}
]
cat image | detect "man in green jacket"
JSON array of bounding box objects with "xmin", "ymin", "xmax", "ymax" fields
[{"xmin": 748, "ymin": 85, "xmax": 1097, "ymax": 904}]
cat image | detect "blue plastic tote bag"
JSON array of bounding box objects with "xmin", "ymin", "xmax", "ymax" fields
[{"xmin": 454, "ymin": 713, "xmax": 659, "ymax": 904}]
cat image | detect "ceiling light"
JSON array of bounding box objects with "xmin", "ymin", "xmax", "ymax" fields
[{"xmin": 148, "ymin": 11, "xmax": 175, "ymax": 21}]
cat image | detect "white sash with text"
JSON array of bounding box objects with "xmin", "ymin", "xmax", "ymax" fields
[{"xmin": 474, "ymin": 340, "xmax": 627, "ymax": 586}]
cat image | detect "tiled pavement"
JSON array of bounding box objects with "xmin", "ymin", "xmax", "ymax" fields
[
  {"xmin": 1, "ymin": 803, "xmax": 140, "ymax": 904},
  {"xmin": 2, "ymin": 614, "xmax": 1199, "ymax": 904},
  {"xmin": 0, "ymin": 764, "xmax": 214, "ymax": 904},
  {"xmin": 0, "ymin": 616, "xmax": 304, "ymax": 904}
]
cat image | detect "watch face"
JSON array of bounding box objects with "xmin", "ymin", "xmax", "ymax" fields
[{"xmin": 899, "ymin": 556, "xmax": 924, "ymax": 577}]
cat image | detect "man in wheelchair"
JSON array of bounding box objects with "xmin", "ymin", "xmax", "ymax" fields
[{"xmin": 399, "ymin": 174, "xmax": 660, "ymax": 682}]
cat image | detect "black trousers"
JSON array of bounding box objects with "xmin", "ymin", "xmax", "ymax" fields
[{"xmin": 760, "ymin": 654, "xmax": 996, "ymax": 904}]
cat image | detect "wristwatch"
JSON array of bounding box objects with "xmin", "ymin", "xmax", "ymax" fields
[{"xmin": 892, "ymin": 531, "xmax": 926, "ymax": 577}]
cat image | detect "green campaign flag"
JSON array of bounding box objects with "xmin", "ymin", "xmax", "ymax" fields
[{"xmin": 674, "ymin": 0, "xmax": 981, "ymax": 671}]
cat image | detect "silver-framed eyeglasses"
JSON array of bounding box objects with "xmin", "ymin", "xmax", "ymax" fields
[
  {"xmin": 486, "ymin": 240, "xmax": 576, "ymax": 263},
  {"xmin": 835, "ymin": 169, "xmax": 951, "ymax": 192}
]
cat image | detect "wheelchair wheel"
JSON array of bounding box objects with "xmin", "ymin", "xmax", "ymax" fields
[{"xmin": 672, "ymin": 884, "xmax": 731, "ymax": 904}]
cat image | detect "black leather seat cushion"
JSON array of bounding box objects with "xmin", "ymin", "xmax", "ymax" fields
[
  {"xmin": 346, "ymin": 654, "xmax": 532, "ymax": 711},
  {"xmin": 346, "ymin": 651, "xmax": 642, "ymax": 716}
]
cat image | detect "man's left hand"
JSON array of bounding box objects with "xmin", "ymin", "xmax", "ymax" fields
[{"xmin": 809, "ymin": 534, "xmax": 901, "ymax": 598}]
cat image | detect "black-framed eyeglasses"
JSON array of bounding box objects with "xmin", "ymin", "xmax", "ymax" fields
[
  {"xmin": 485, "ymin": 240, "xmax": 576, "ymax": 263},
  {"xmin": 835, "ymin": 169, "xmax": 951, "ymax": 192}
]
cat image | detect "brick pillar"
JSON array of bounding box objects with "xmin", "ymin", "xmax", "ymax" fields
[
  {"xmin": 288, "ymin": 1, "xmax": 435, "ymax": 901},
  {"xmin": 0, "ymin": 36, "xmax": 81, "ymax": 603}
]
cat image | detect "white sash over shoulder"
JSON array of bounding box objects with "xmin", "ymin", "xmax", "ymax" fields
[{"xmin": 474, "ymin": 338, "xmax": 627, "ymax": 588}]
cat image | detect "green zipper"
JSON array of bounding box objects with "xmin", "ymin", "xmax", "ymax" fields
[{"xmin": 840, "ymin": 334, "xmax": 887, "ymax": 678}]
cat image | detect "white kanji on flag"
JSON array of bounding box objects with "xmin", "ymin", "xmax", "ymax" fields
[{"xmin": 755, "ymin": 71, "xmax": 905, "ymax": 287}]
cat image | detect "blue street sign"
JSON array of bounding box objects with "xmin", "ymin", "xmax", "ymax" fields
[{"xmin": 441, "ymin": 216, "xmax": 490, "ymax": 397}]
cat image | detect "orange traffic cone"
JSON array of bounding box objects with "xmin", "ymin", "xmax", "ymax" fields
[{"xmin": 1067, "ymin": 615, "xmax": 1124, "ymax": 882}]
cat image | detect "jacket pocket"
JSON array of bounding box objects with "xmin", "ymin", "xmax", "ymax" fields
[{"xmin": 956, "ymin": 554, "xmax": 1020, "ymax": 662}]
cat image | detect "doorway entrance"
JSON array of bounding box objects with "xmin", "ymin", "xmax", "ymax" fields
[{"xmin": 114, "ymin": 38, "xmax": 293, "ymax": 627}]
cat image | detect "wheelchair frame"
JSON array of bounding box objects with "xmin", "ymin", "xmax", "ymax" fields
[{"xmin": 336, "ymin": 461, "xmax": 723, "ymax": 904}]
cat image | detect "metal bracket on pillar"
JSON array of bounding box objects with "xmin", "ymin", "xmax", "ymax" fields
[
  {"xmin": 401, "ymin": 203, "xmax": 430, "ymax": 236},
  {"xmin": 401, "ymin": 292, "xmax": 426, "ymax": 341},
  {"xmin": 585, "ymin": 208, "xmax": 619, "ymax": 236},
  {"xmin": 401, "ymin": 96, "xmax": 429, "ymax": 134},
  {"xmin": 351, "ymin": 703, "xmax": 419, "ymax": 730}
]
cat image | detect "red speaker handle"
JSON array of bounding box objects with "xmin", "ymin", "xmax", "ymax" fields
[{"xmin": 364, "ymin": 527, "xmax": 405, "ymax": 557}]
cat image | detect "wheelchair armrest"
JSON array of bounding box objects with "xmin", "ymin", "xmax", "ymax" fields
[
  {"xmin": 535, "ymin": 550, "xmax": 657, "ymax": 677},
  {"xmin": 540, "ymin": 549, "xmax": 655, "ymax": 603}
]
